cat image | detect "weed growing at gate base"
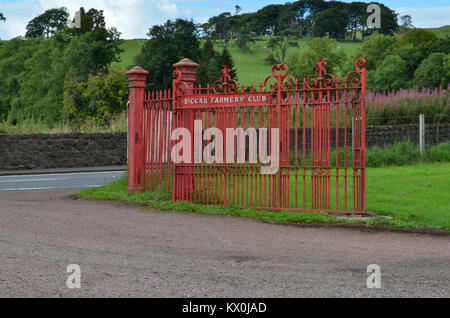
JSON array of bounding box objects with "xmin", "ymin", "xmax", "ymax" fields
[{"xmin": 77, "ymin": 163, "xmax": 450, "ymax": 232}]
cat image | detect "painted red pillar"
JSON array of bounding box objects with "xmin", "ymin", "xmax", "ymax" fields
[
  {"xmin": 173, "ymin": 58, "xmax": 199, "ymax": 200},
  {"xmin": 126, "ymin": 66, "xmax": 149, "ymax": 193}
]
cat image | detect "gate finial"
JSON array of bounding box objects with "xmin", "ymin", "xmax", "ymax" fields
[{"xmin": 213, "ymin": 65, "xmax": 238, "ymax": 93}]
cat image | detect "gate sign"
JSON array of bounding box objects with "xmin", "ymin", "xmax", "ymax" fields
[{"xmin": 180, "ymin": 92, "xmax": 273, "ymax": 109}]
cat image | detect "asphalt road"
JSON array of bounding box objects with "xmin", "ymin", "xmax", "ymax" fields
[
  {"xmin": 0, "ymin": 171, "xmax": 126, "ymax": 191},
  {"xmin": 0, "ymin": 189, "xmax": 449, "ymax": 297}
]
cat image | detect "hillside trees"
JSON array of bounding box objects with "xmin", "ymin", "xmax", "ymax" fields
[
  {"xmin": 196, "ymin": 39, "xmax": 221, "ymax": 86},
  {"xmin": 369, "ymin": 54, "xmax": 409, "ymax": 93},
  {"xmin": 218, "ymin": 47, "xmax": 237, "ymax": 81},
  {"xmin": 203, "ymin": 0, "xmax": 398, "ymax": 41},
  {"xmin": 397, "ymin": 28, "xmax": 439, "ymax": 80},
  {"xmin": 63, "ymin": 64, "xmax": 128, "ymax": 127},
  {"xmin": 135, "ymin": 19, "xmax": 201, "ymax": 90},
  {"xmin": 286, "ymin": 37, "xmax": 346, "ymax": 80},
  {"xmin": 195, "ymin": 40, "xmax": 238, "ymax": 86},
  {"xmin": 0, "ymin": 7, "xmax": 124, "ymax": 128},
  {"xmin": 25, "ymin": 7, "xmax": 69, "ymax": 38},
  {"xmin": 414, "ymin": 53, "xmax": 449, "ymax": 89},
  {"xmin": 267, "ymin": 30, "xmax": 299, "ymax": 63},
  {"xmin": 313, "ymin": 7, "xmax": 349, "ymax": 39},
  {"xmin": 349, "ymin": 28, "xmax": 449, "ymax": 92},
  {"xmin": 351, "ymin": 33, "xmax": 399, "ymax": 71},
  {"xmin": 400, "ymin": 15, "xmax": 414, "ymax": 33}
]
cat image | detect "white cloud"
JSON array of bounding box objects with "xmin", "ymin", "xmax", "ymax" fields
[
  {"xmin": 156, "ymin": 0, "xmax": 179, "ymax": 16},
  {"xmin": 0, "ymin": 0, "xmax": 181, "ymax": 39},
  {"xmin": 0, "ymin": 0, "xmax": 43, "ymax": 39},
  {"xmin": 394, "ymin": 7, "xmax": 450, "ymax": 28}
]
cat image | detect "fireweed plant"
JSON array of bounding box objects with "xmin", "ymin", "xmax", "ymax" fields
[{"xmin": 366, "ymin": 86, "xmax": 449, "ymax": 126}]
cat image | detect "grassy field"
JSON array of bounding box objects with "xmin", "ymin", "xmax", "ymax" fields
[
  {"xmin": 427, "ymin": 25, "xmax": 450, "ymax": 38},
  {"xmin": 116, "ymin": 39, "xmax": 146, "ymax": 69},
  {"xmin": 78, "ymin": 163, "xmax": 450, "ymax": 231}
]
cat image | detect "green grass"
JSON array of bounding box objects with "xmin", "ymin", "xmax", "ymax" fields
[
  {"xmin": 364, "ymin": 163, "xmax": 450, "ymax": 230},
  {"xmin": 0, "ymin": 112, "xmax": 127, "ymax": 134},
  {"xmin": 116, "ymin": 39, "xmax": 146, "ymax": 70},
  {"xmin": 78, "ymin": 163, "xmax": 450, "ymax": 231},
  {"xmin": 117, "ymin": 37, "xmax": 363, "ymax": 84},
  {"xmin": 426, "ymin": 25, "xmax": 450, "ymax": 38}
]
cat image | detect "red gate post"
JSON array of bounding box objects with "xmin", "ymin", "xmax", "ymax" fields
[
  {"xmin": 173, "ymin": 58, "xmax": 199, "ymax": 201},
  {"xmin": 126, "ymin": 66, "xmax": 149, "ymax": 193}
]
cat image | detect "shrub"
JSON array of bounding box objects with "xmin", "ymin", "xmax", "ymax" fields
[
  {"xmin": 414, "ymin": 53, "xmax": 449, "ymax": 89},
  {"xmin": 425, "ymin": 142, "xmax": 450, "ymax": 162},
  {"xmin": 369, "ymin": 54, "xmax": 409, "ymax": 93}
]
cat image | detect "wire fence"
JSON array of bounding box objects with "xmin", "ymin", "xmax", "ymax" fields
[
  {"xmin": 365, "ymin": 115, "xmax": 450, "ymax": 149},
  {"xmin": 288, "ymin": 114, "xmax": 450, "ymax": 154}
]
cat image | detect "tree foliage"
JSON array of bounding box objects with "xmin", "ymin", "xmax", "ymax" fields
[
  {"xmin": 400, "ymin": 15, "xmax": 414, "ymax": 33},
  {"xmin": 369, "ymin": 54, "xmax": 409, "ymax": 93},
  {"xmin": 351, "ymin": 33, "xmax": 399, "ymax": 71},
  {"xmin": 313, "ymin": 7, "xmax": 349, "ymax": 39},
  {"xmin": 135, "ymin": 19, "xmax": 201, "ymax": 90},
  {"xmin": 196, "ymin": 39, "xmax": 221, "ymax": 86},
  {"xmin": 267, "ymin": 29, "xmax": 299, "ymax": 63},
  {"xmin": 202, "ymin": 0, "xmax": 398, "ymax": 42},
  {"xmin": 0, "ymin": 7, "xmax": 124, "ymax": 128},
  {"xmin": 25, "ymin": 7, "xmax": 69, "ymax": 38},
  {"xmin": 414, "ymin": 53, "xmax": 449, "ymax": 89},
  {"xmin": 63, "ymin": 64, "xmax": 128, "ymax": 128},
  {"xmin": 396, "ymin": 28, "xmax": 439, "ymax": 80},
  {"xmin": 219, "ymin": 47, "xmax": 237, "ymax": 81},
  {"xmin": 286, "ymin": 37, "xmax": 346, "ymax": 80}
]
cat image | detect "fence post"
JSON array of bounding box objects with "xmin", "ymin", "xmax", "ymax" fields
[
  {"xmin": 173, "ymin": 58, "xmax": 199, "ymax": 201},
  {"xmin": 419, "ymin": 114, "xmax": 425, "ymax": 156},
  {"xmin": 126, "ymin": 66, "xmax": 149, "ymax": 193}
]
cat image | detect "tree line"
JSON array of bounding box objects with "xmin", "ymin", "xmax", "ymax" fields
[
  {"xmin": 201, "ymin": 0, "xmax": 398, "ymax": 43},
  {"xmin": 0, "ymin": 8, "xmax": 126, "ymax": 129},
  {"xmin": 285, "ymin": 28, "xmax": 449, "ymax": 93}
]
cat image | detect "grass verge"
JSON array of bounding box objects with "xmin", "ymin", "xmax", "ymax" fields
[{"xmin": 77, "ymin": 163, "xmax": 450, "ymax": 232}]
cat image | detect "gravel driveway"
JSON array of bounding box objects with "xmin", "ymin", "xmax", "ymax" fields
[{"xmin": 0, "ymin": 190, "xmax": 448, "ymax": 297}]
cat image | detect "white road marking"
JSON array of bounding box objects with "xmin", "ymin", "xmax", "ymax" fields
[
  {"xmin": 0, "ymin": 185, "xmax": 102, "ymax": 191},
  {"xmin": 0, "ymin": 171, "xmax": 126, "ymax": 178},
  {"xmin": 0, "ymin": 178, "xmax": 68, "ymax": 183}
]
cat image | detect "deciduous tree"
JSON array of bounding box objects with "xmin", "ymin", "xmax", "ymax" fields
[
  {"xmin": 135, "ymin": 19, "xmax": 201, "ymax": 90},
  {"xmin": 25, "ymin": 7, "xmax": 69, "ymax": 38}
]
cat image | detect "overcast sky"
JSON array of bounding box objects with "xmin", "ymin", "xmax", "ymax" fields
[{"xmin": 0, "ymin": 0, "xmax": 449, "ymax": 40}]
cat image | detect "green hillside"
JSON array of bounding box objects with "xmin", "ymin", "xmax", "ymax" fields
[
  {"xmin": 115, "ymin": 27, "xmax": 449, "ymax": 84},
  {"xmin": 118, "ymin": 37, "xmax": 363, "ymax": 84},
  {"xmin": 116, "ymin": 39, "xmax": 146, "ymax": 69},
  {"xmin": 426, "ymin": 25, "xmax": 450, "ymax": 38}
]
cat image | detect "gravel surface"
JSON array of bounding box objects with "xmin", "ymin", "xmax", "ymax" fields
[{"xmin": 0, "ymin": 190, "xmax": 449, "ymax": 298}]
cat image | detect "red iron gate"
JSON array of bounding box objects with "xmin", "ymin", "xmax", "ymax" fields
[{"xmin": 126, "ymin": 57, "xmax": 367, "ymax": 215}]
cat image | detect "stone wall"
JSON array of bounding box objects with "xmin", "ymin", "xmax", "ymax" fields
[
  {"xmin": 0, "ymin": 124, "xmax": 448, "ymax": 171},
  {"xmin": 0, "ymin": 133, "xmax": 127, "ymax": 171}
]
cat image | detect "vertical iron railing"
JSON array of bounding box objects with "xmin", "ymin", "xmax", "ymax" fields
[{"xmin": 127, "ymin": 58, "xmax": 367, "ymax": 215}]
